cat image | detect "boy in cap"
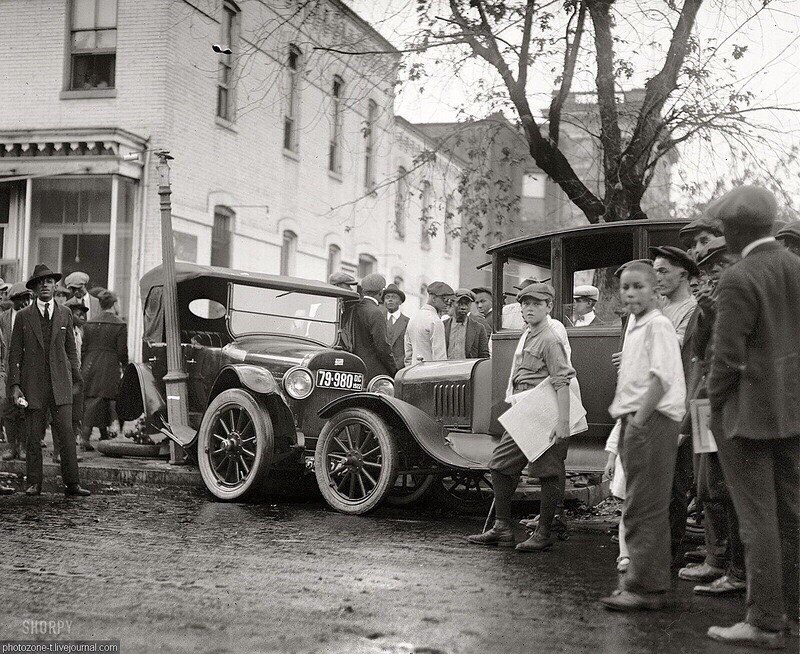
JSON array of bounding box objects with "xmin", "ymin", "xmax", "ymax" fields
[
  {"xmin": 350, "ymin": 273, "xmax": 397, "ymax": 383},
  {"xmin": 468, "ymin": 283, "xmax": 575, "ymax": 552},
  {"xmin": 404, "ymin": 281, "xmax": 453, "ymax": 366},
  {"xmin": 705, "ymin": 185, "xmax": 800, "ymax": 648},
  {"xmin": 571, "ymin": 285, "xmax": 603, "ymax": 326},
  {"xmin": 600, "ymin": 262, "xmax": 685, "ymax": 611},
  {"xmin": 445, "ymin": 289, "xmax": 489, "ymax": 360}
]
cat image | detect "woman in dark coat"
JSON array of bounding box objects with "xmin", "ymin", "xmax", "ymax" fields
[{"xmin": 79, "ymin": 290, "xmax": 128, "ymax": 450}]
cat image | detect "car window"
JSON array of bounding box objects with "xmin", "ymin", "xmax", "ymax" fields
[
  {"xmin": 188, "ymin": 298, "xmax": 226, "ymax": 320},
  {"xmin": 566, "ymin": 266, "xmax": 625, "ymax": 327},
  {"xmin": 499, "ymin": 256, "xmax": 551, "ymax": 330},
  {"xmin": 228, "ymin": 283, "xmax": 339, "ymax": 345}
]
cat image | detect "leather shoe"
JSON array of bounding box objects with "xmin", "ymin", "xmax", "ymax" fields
[
  {"xmin": 0, "ymin": 484, "xmax": 14, "ymax": 495},
  {"xmin": 678, "ymin": 562, "xmax": 724, "ymax": 582},
  {"xmin": 515, "ymin": 532, "xmax": 554, "ymax": 552},
  {"xmin": 467, "ymin": 525, "xmax": 516, "ymax": 547},
  {"xmin": 694, "ymin": 574, "xmax": 746, "ymax": 596},
  {"xmin": 599, "ymin": 589, "xmax": 675, "ymax": 612},
  {"xmin": 64, "ymin": 484, "xmax": 91, "ymax": 497},
  {"xmin": 25, "ymin": 484, "xmax": 42, "ymax": 496},
  {"xmin": 707, "ymin": 622, "xmax": 785, "ymax": 649}
]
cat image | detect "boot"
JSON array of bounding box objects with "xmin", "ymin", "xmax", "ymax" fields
[
  {"xmin": 64, "ymin": 484, "xmax": 91, "ymax": 497},
  {"xmin": 25, "ymin": 483, "xmax": 42, "ymax": 496},
  {"xmin": 467, "ymin": 522, "xmax": 516, "ymax": 547},
  {"xmin": 2, "ymin": 449, "xmax": 18, "ymax": 461},
  {"xmin": 515, "ymin": 530, "xmax": 555, "ymax": 552}
]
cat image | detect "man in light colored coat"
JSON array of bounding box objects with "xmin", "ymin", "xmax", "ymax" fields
[{"xmin": 404, "ymin": 281, "xmax": 453, "ymax": 366}]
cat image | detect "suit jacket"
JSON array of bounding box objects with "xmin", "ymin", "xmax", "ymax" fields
[
  {"xmin": 351, "ymin": 298, "xmax": 398, "ymax": 382},
  {"xmin": 708, "ymin": 242, "xmax": 800, "ymax": 440},
  {"xmin": 7, "ymin": 302, "xmax": 82, "ymax": 408},
  {"xmin": 444, "ymin": 316, "xmax": 490, "ymax": 359},
  {"xmin": 82, "ymin": 311, "xmax": 129, "ymax": 398},
  {"xmin": 385, "ymin": 312, "xmax": 409, "ymax": 370}
]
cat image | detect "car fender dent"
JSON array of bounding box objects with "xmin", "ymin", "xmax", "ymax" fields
[
  {"xmin": 318, "ymin": 394, "xmax": 486, "ymax": 471},
  {"xmin": 117, "ymin": 362, "xmax": 166, "ymax": 423}
]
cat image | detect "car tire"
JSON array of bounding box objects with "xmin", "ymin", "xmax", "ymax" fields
[
  {"xmin": 197, "ymin": 389, "xmax": 273, "ymax": 502},
  {"xmin": 386, "ymin": 470, "xmax": 435, "ymax": 506},
  {"xmin": 431, "ymin": 471, "xmax": 494, "ymax": 515},
  {"xmin": 95, "ymin": 440, "xmax": 162, "ymax": 458},
  {"xmin": 315, "ymin": 408, "xmax": 398, "ymax": 515}
]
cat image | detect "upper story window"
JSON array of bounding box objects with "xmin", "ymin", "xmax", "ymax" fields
[
  {"xmin": 284, "ymin": 45, "xmax": 302, "ymax": 152},
  {"xmin": 211, "ymin": 206, "xmax": 234, "ymax": 268},
  {"xmin": 364, "ymin": 100, "xmax": 377, "ymax": 190},
  {"xmin": 216, "ymin": 2, "xmax": 239, "ymax": 122},
  {"xmin": 327, "ymin": 244, "xmax": 341, "ymax": 279},
  {"xmin": 420, "ymin": 180, "xmax": 431, "ymax": 250},
  {"xmin": 394, "ymin": 167, "xmax": 408, "ymax": 240},
  {"xmin": 358, "ymin": 253, "xmax": 376, "ymax": 278},
  {"xmin": 280, "ymin": 230, "xmax": 298, "ymax": 276},
  {"xmin": 69, "ymin": 0, "xmax": 117, "ymax": 90},
  {"xmin": 329, "ymin": 76, "xmax": 344, "ymax": 173}
]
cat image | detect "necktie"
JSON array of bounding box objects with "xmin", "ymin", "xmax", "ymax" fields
[
  {"xmin": 390, "ymin": 314, "xmax": 396, "ymax": 325},
  {"xmin": 43, "ymin": 302, "xmax": 50, "ymax": 321}
]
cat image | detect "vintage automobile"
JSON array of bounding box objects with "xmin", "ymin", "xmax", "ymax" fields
[
  {"xmin": 315, "ymin": 218, "xmax": 690, "ymax": 514},
  {"xmin": 116, "ymin": 263, "xmax": 391, "ymax": 501}
]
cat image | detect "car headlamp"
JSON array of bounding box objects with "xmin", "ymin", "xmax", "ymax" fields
[
  {"xmin": 284, "ymin": 367, "xmax": 314, "ymax": 399},
  {"xmin": 367, "ymin": 375, "xmax": 395, "ymax": 397}
]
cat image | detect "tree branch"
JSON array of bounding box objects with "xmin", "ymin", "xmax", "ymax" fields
[
  {"xmin": 548, "ymin": 1, "xmax": 587, "ymax": 146},
  {"xmin": 517, "ymin": 0, "xmax": 537, "ymax": 91}
]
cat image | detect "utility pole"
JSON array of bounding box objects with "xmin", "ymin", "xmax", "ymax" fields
[{"xmin": 155, "ymin": 151, "xmax": 189, "ymax": 464}]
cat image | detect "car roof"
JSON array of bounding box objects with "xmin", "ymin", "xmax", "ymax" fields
[
  {"xmin": 486, "ymin": 218, "xmax": 691, "ymax": 255},
  {"xmin": 140, "ymin": 263, "xmax": 361, "ymax": 301}
]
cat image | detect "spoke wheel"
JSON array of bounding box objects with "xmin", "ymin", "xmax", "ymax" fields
[
  {"xmin": 386, "ymin": 470, "xmax": 436, "ymax": 507},
  {"xmin": 197, "ymin": 389, "xmax": 273, "ymax": 501},
  {"xmin": 315, "ymin": 408, "xmax": 398, "ymax": 515},
  {"xmin": 432, "ymin": 471, "xmax": 494, "ymax": 515}
]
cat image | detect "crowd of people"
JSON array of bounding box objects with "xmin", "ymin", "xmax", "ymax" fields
[
  {"xmin": 0, "ymin": 266, "xmax": 129, "ymax": 498},
  {"xmin": 329, "ymin": 185, "xmax": 800, "ymax": 650}
]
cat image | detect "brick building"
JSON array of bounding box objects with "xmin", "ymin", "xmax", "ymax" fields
[{"xmin": 0, "ymin": 0, "xmax": 463, "ymax": 355}]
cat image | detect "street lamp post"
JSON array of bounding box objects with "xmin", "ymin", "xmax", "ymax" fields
[{"xmin": 155, "ymin": 151, "xmax": 190, "ymax": 465}]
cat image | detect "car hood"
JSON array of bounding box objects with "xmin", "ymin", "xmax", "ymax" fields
[{"xmin": 223, "ymin": 335, "xmax": 326, "ymax": 377}]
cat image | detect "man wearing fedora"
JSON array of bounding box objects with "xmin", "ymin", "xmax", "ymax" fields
[
  {"xmin": 705, "ymin": 186, "xmax": 800, "ymax": 648},
  {"xmin": 7, "ymin": 264, "xmax": 90, "ymax": 497},
  {"xmin": 381, "ymin": 283, "xmax": 409, "ymax": 371}
]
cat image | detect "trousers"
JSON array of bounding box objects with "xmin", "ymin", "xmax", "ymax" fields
[
  {"xmin": 668, "ymin": 437, "xmax": 694, "ymax": 558},
  {"xmin": 26, "ymin": 391, "xmax": 79, "ymax": 487},
  {"xmin": 717, "ymin": 435, "xmax": 799, "ymax": 631},
  {"xmin": 619, "ymin": 412, "xmax": 680, "ymax": 594}
]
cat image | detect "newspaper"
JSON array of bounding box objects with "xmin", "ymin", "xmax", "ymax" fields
[
  {"xmin": 690, "ymin": 398, "xmax": 718, "ymax": 453},
  {"xmin": 498, "ymin": 377, "xmax": 588, "ymax": 463}
]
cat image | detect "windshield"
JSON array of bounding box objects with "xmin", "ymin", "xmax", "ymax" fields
[{"xmin": 228, "ymin": 283, "xmax": 339, "ymax": 345}]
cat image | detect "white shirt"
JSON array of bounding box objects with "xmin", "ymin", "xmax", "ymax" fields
[
  {"xmin": 404, "ymin": 304, "xmax": 447, "ymax": 366},
  {"xmin": 609, "ymin": 309, "xmax": 686, "ymax": 422},
  {"xmin": 741, "ymin": 236, "xmax": 776, "ymax": 258},
  {"xmin": 36, "ymin": 298, "xmax": 53, "ymax": 319},
  {"xmin": 501, "ymin": 303, "xmax": 572, "ymax": 360},
  {"xmin": 387, "ymin": 308, "xmax": 402, "ymax": 325},
  {"xmin": 660, "ymin": 294, "xmax": 696, "ymax": 347},
  {"xmin": 574, "ymin": 310, "xmax": 596, "ymax": 327}
]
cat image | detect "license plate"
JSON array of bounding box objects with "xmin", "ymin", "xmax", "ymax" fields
[{"xmin": 316, "ymin": 369, "xmax": 364, "ymax": 391}]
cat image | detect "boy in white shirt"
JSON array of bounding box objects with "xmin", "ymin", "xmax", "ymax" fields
[{"xmin": 600, "ymin": 261, "xmax": 686, "ymax": 611}]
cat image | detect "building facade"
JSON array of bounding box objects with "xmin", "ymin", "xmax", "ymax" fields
[{"xmin": 0, "ymin": 0, "xmax": 462, "ymax": 355}]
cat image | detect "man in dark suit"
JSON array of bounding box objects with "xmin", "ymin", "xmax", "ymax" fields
[
  {"xmin": 1, "ymin": 284, "xmax": 33, "ymax": 462},
  {"xmin": 381, "ymin": 284, "xmax": 409, "ymax": 371},
  {"xmin": 705, "ymin": 186, "xmax": 800, "ymax": 649},
  {"xmin": 351, "ymin": 273, "xmax": 397, "ymax": 383},
  {"xmin": 7, "ymin": 264, "xmax": 90, "ymax": 497},
  {"xmin": 444, "ymin": 289, "xmax": 490, "ymax": 360}
]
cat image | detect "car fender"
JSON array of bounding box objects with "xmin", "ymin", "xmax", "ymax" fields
[
  {"xmin": 116, "ymin": 362, "xmax": 166, "ymax": 423},
  {"xmin": 318, "ymin": 394, "xmax": 486, "ymax": 471},
  {"xmin": 208, "ymin": 365, "xmax": 299, "ymax": 461}
]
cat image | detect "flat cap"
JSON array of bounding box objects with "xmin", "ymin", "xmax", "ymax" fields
[
  {"xmin": 360, "ymin": 273, "xmax": 386, "ymax": 294},
  {"xmin": 7, "ymin": 282, "xmax": 32, "ymax": 300},
  {"xmin": 471, "ymin": 286, "xmax": 492, "ymax": 296},
  {"xmin": 650, "ymin": 245, "xmax": 700, "ymax": 277},
  {"xmin": 64, "ymin": 271, "xmax": 90, "ymax": 288},
  {"xmin": 679, "ymin": 215, "xmax": 723, "ymax": 240},
  {"xmin": 573, "ymin": 284, "xmax": 599, "ymax": 301},
  {"xmin": 426, "ymin": 281, "xmax": 455, "ymax": 296},
  {"xmin": 381, "ymin": 283, "xmax": 406, "ymax": 303},
  {"xmin": 328, "ymin": 271, "xmax": 357, "ymax": 286},
  {"xmin": 614, "ymin": 259, "xmax": 653, "ymax": 278},
  {"xmin": 776, "ymin": 221, "xmax": 800, "ymax": 243},
  {"xmin": 454, "ymin": 288, "xmax": 475, "ymax": 302},
  {"xmin": 705, "ymin": 185, "xmax": 777, "ymax": 227},
  {"xmin": 517, "ymin": 282, "xmax": 554, "ymax": 303},
  {"xmin": 695, "ymin": 236, "xmax": 728, "ymax": 268},
  {"xmin": 65, "ymin": 297, "xmax": 89, "ymax": 313}
]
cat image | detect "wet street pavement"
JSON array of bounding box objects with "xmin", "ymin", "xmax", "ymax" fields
[{"xmin": 0, "ymin": 486, "xmax": 774, "ymax": 654}]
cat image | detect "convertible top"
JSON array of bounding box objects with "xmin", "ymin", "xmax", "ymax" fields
[{"xmin": 140, "ymin": 262, "xmax": 361, "ymax": 304}]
